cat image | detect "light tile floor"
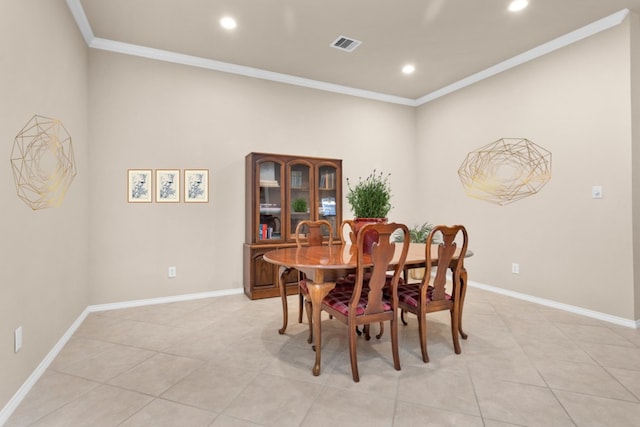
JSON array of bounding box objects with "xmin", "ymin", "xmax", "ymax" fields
[{"xmin": 6, "ymin": 287, "xmax": 640, "ymax": 426}]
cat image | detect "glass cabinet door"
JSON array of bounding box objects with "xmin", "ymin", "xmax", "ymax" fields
[
  {"xmin": 288, "ymin": 162, "xmax": 311, "ymax": 239},
  {"xmin": 317, "ymin": 164, "xmax": 338, "ymax": 237},
  {"xmin": 258, "ymin": 160, "xmax": 282, "ymax": 241}
]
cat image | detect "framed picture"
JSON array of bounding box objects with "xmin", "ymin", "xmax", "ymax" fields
[
  {"xmin": 127, "ymin": 169, "xmax": 152, "ymax": 203},
  {"xmin": 184, "ymin": 169, "xmax": 209, "ymax": 203},
  {"xmin": 155, "ymin": 169, "xmax": 180, "ymax": 202}
]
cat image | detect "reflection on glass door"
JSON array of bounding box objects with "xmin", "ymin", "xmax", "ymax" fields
[
  {"xmin": 258, "ymin": 161, "xmax": 282, "ymax": 240},
  {"xmin": 317, "ymin": 164, "xmax": 337, "ymax": 237},
  {"xmin": 289, "ymin": 163, "xmax": 311, "ymax": 238}
]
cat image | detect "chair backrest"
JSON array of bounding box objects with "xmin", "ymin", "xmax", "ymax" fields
[
  {"xmin": 295, "ymin": 220, "xmax": 333, "ymax": 248},
  {"xmin": 424, "ymin": 225, "xmax": 468, "ymax": 301},
  {"xmin": 340, "ymin": 219, "xmax": 356, "ymax": 244},
  {"xmin": 353, "ymin": 222, "xmax": 410, "ymax": 315}
]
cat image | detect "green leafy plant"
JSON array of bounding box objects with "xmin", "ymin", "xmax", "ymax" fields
[
  {"xmin": 292, "ymin": 197, "xmax": 308, "ymax": 213},
  {"xmin": 346, "ymin": 170, "xmax": 392, "ymax": 218},
  {"xmin": 393, "ymin": 222, "xmax": 434, "ymax": 243}
]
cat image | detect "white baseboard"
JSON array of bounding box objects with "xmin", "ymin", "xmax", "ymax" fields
[
  {"xmin": 0, "ymin": 307, "xmax": 90, "ymax": 427},
  {"xmin": 468, "ymin": 281, "xmax": 640, "ymax": 329},
  {"xmin": 87, "ymin": 288, "xmax": 244, "ymax": 313},
  {"xmin": 0, "ymin": 287, "xmax": 244, "ymax": 426}
]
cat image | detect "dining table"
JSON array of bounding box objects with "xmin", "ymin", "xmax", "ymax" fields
[{"xmin": 263, "ymin": 242, "xmax": 470, "ymax": 376}]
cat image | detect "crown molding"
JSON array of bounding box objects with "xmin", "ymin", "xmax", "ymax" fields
[
  {"xmin": 89, "ymin": 37, "xmax": 418, "ymax": 106},
  {"xmin": 66, "ymin": 0, "xmax": 628, "ymax": 107},
  {"xmin": 416, "ymin": 8, "xmax": 630, "ymax": 105},
  {"xmin": 65, "ymin": 0, "xmax": 93, "ymax": 45}
]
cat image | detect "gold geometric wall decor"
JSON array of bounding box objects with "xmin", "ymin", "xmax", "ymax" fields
[
  {"xmin": 10, "ymin": 115, "xmax": 77, "ymax": 210},
  {"xmin": 458, "ymin": 138, "xmax": 551, "ymax": 206}
]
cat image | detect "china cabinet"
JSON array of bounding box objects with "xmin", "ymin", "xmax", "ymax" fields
[{"xmin": 243, "ymin": 152, "xmax": 342, "ymax": 299}]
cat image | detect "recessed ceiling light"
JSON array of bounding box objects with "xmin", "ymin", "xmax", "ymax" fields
[
  {"xmin": 508, "ymin": 0, "xmax": 529, "ymax": 12},
  {"xmin": 220, "ymin": 16, "xmax": 237, "ymax": 30},
  {"xmin": 402, "ymin": 64, "xmax": 416, "ymax": 75}
]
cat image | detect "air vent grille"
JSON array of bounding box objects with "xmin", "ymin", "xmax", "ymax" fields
[{"xmin": 330, "ymin": 36, "xmax": 362, "ymax": 52}]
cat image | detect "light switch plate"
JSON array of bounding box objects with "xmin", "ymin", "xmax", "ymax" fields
[
  {"xmin": 592, "ymin": 186, "xmax": 603, "ymax": 199},
  {"xmin": 15, "ymin": 326, "xmax": 22, "ymax": 353}
]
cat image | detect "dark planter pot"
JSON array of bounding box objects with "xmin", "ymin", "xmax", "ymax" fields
[{"xmin": 354, "ymin": 217, "xmax": 388, "ymax": 254}]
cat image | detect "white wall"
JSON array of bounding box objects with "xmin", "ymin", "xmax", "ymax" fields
[
  {"xmin": 631, "ymin": 13, "xmax": 640, "ymax": 319},
  {"xmin": 88, "ymin": 50, "xmax": 417, "ymax": 304},
  {"xmin": 416, "ymin": 18, "xmax": 635, "ymax": 319},
  {"xmin": 0, "ymin": 0, "xmax": 89, "ymax": 409}
]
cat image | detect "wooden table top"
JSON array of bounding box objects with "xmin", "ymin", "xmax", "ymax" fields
[{"xmin": 263, "ymin": 243, "xmax": 469, "ymax": 270}]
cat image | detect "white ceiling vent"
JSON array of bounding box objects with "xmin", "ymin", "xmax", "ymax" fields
[{"xmin": 330, "ymin": 36, "xmax": 362, "ymax": 52}]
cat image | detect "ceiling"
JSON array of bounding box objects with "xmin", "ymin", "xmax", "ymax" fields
[{"xmin": 71, "ymin": 0, "xmax": 640, "ymax": 105}]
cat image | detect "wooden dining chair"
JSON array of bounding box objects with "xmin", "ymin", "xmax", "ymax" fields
[
  {"xmin": 295, "ymin": 220, "xmax": 333, "ymax": 340},
  {"xmin": 397, "ymin": 224, "xmax": 469, "ymax": 363},
  {"xmin": 320, "ymin": 222, "xmax": 410, "ymax": 382},
  {"xmin": 341, "ymin": 219, "xmax": 357, "ymax": 244},
  {"xmin": 340, "ymin": 218, "xmax": 398, "ymax": 340}
]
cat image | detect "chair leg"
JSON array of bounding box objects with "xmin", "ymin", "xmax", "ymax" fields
[
  {"xmin": 391, "ymin": 318, "xmax": 401, "ymax": 371},
  {"xmin": 298, "ymin": 292, "xmax": 304, "ymax": 323},
  {"xmin": 348, "ymin": 322, "xmax": 360, "ymax": 382},
  {"xmin": 418, "ymin": 312, "xmax": 429, "ymax": 363},
  {"xmin": 458, "ymin": 269, "xmax": 469, "ymax": 339},
  {"xmin": 376, "ymin": 322, "xmax": 384, "ymax": 339},
  {"xmin": 400, "ymin": 309, "xmax": 408, "ymax": 326},
  {"xmin": 450, "ymin": 308, "xmax": 461, "ymax": 354},
  {"xmin": 305, "ymin": 299, "xmax": 313, "ymax": 344}
]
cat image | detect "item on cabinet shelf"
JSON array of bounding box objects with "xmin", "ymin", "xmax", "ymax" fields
[
  {"xmin": 319, "ymin": 197, "xmax": 336, "ymax": 216},
  {"xmin": 292, "ymin": 198, "xmax": 307, "ymax": 213},
  {"xmin": 260, "ymin": 180, "xmax": 280, "ymax": 187},
  {"xmin": 260, "ymin": 203, "xmax": 281, "ymax": 214},
  {"xmin": 319, "ymin": 172, "xmax": 336, "ymax": 190},
  {"xmin": 260, "ymin": 215, "xmax": 280, "ymax": 235},
  {"xmin": 259, "ymin": 224, "xmax": 274, "ymax": 240},
  {"xmin": 260, "ymin": 162, "xmax": 276, "ymax": 181},
  {"xmin": 291, "ymin": 171, "xmax": 303, "ymax": 188}
]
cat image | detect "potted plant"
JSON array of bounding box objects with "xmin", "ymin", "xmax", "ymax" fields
[
  {"xmin": 292, "ymin": 197, "xmax": 308, "ymax": 213},
  {"xmin": 346, "ymin": 170, "xmax": 393, "ymax": 252},
  {"xmin": 393, "ymin": 222, "xmax": 434, "ymax": 244},
  {"xmin": 394, "ymin": 222, "xmax": 435, "ymax": 279},
  {"xmin": 346, "ymin": 169, "xmax": 392, "ymax": 219}
]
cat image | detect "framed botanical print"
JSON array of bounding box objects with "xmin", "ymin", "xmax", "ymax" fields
[
  {"xmin": 184, "ymin": 169, "xmax": 209, "ymax": 203},
  {"xmin": 127, "ymin": 169, "xmax": 152, "ymax": 203},
  {"xmin": 155, "ymin": 169, "xmax": 180, "ymax": 203}
]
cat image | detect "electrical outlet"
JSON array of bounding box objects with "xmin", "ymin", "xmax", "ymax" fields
[
  {"xmin": 15, "ymin": 326, "xmax": 22, "ymax": 353},
  {"xmin": 512, "ymin": 263, "xmax": 520, "ymax": 274},
  {"xmin": 168, "ymin": 266, "xmax": 176, "ymax": 278}
]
